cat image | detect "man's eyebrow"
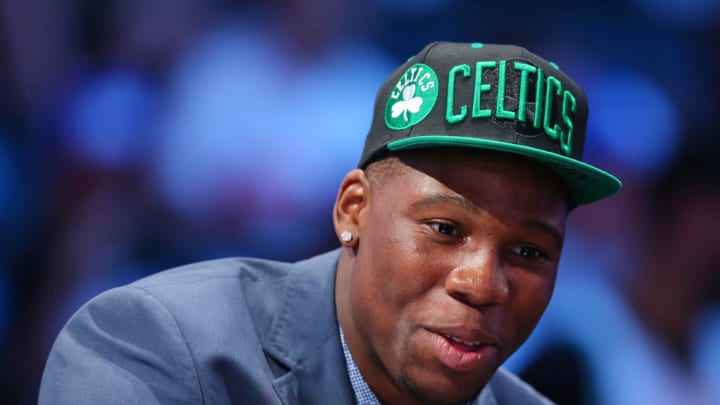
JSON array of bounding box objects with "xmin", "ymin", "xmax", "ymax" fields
[
  {"xmin": 410, "ymin": 193, "xmax": 480, "ymax": 212},
  {"xmin": 521, "ymin": 219, "xmax": 565, "ymax": 250},
  {"xmin": 410, "ymin": 193, "xmax": 564, "ymax": 248}
]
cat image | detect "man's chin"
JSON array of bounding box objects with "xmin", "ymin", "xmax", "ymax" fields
[{"xmin": 397, "ymin": 366, "xmax": 493, "ymax": 405}]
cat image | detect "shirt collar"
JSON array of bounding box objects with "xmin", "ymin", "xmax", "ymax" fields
[{"xmin": 340, "ymin": 327, "xmax": 382, "ymax": 405}]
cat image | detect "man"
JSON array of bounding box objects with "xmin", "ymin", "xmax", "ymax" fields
[{"xmin": 39, "ymin": 42, "xmax": 621, "ymax": 404}]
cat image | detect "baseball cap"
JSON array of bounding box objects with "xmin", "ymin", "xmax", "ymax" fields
[{"xmin": 358, "ymin": 41, "xmax": 622, "ymax": 205}]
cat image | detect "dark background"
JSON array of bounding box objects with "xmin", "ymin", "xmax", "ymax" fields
[{"xmin": 1, "ymin": 0, "xmax": 719, "ymax": 403}]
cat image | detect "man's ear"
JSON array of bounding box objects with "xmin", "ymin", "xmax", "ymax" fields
[{"xmin": 333, "ymin": 169, "xmax": 371, "ymax": 247}]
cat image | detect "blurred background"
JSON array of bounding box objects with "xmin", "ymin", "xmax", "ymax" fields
[{"xmin": 0, "ymin": 0, "xmax": 719, "ymax": 403}]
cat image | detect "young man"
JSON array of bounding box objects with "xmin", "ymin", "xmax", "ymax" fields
[{"xmin": 39, "ymin": 42, "xmax": 621, "ymax": 404}]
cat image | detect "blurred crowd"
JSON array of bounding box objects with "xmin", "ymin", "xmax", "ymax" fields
[{"xmin": 0, "ymin": 0, "xmax": 719, "ymax": 403}]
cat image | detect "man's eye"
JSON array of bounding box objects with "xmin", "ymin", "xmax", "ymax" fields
[
  {"xmin": 514, "ymin": 246, "xmax": 546, "ymax": 259},
  {"xmin": 430, "ymin": 222, "xmax": 461, "ymax": 238}
]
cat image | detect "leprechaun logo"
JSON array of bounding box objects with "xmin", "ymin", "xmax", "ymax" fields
[{"xmin": 385, "ymin": 63, "xmax": 439, "ymax": 130}]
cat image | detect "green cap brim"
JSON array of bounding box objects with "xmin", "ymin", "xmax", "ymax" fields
[{"xmin": 387, "ymin": 135, "xmax": 622, "ymax": 205}]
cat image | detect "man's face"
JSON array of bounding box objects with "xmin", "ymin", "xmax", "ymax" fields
[{"xmin": 336, "ymin": 150, "xmax": 569, "ymax": 405}]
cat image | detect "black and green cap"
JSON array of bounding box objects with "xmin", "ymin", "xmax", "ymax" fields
[{"xmin": 358, "ymin": 41, "xmax": 621, "ymax": 205}]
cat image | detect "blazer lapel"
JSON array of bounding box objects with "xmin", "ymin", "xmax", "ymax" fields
[{"xmin": 262, "ymin": 250, "xmax": 355, "ymax": 405}]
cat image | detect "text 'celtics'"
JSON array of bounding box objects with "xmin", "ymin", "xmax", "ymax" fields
[{"xmin": 446, "ymin": 61, "xmax": 576, "ymax": 156}]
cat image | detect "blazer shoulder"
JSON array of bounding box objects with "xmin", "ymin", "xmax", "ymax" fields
[
  {"xmin": 40, "ymin": 256, "xmax": 296, "ymax": 404},
  {"xmin": 130, "ymin": 256, "xmax": 293, "ymax": 290},
  {"xmin": 126, "ymin": 256, "xmax": 296, "ymax": 347},
  {"xmin": 40, "ymin": 284, "xmax": 205, "ymax": 404},
  {"xmin": 40, "ymin": 251, "xmax": 341, "ymax": 404}
]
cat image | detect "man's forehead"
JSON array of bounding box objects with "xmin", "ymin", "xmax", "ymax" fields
[{"xmin": 373, "ymin": 148, "xmax": 572, "ymax": 212}]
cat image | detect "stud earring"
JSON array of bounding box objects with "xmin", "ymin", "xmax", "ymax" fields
[{"xmin": 340, "ymin": 230, "xmax": 353, "ymax": 243}]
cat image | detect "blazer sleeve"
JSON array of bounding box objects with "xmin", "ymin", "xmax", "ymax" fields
[{"xmin": 38, "ymin": 286, "xmax": 204, "ymax": 404}]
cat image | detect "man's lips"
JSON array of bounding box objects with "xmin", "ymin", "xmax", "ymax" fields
[
  {"xmin": 443, "ymin": 334, "xmax": 484, "ymax": 351},
  {"xmin": 430, "ymin": 325, "xmax": 500, "ymax": 347},
  {"xmin": 426, "ymin": 327, "xmax": 500, "ymax": 372}
]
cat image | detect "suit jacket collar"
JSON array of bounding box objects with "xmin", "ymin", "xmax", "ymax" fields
[{"xmin": 262, "ymin": 249, "xmax": 355, "ymax": 404}]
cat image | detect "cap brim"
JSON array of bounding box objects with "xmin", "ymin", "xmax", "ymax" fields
[{"xmin": 387, "ymin": 135, "xmax": 622, "ymax": 205}]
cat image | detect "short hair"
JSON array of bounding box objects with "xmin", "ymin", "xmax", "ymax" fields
[{"xmin": 363, "ymin": 152, "xmax": 407, "ymax": 189}]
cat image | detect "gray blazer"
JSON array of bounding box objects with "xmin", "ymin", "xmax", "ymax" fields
[{"xmin": 39, "ymin": 250, "xmax": 552, "ymax": 404}]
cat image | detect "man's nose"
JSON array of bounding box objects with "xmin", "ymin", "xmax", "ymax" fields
[{"xmin": 444, "ymin": 250, "xmax": 509, "ymax": 308}]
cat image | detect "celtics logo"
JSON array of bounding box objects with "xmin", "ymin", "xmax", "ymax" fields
[{"xmin": 385, "ymin": 63, "xmax": 439, "ymax": 130}]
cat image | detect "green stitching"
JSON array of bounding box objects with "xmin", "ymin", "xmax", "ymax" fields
[
  {"xmin": 514, "ymin": 62, "xmax": 537, "ymax": 123},
  {"xmin": 533, "ymin": 68, "xmax": 545, "ymax": 128},
  {"xmin": 496, "ymin": 61, "xmax": 516, "ymax": 120},
  {"xmin": 446, "ymin": 64, "xmax": 471, "ymax": 124},
  {"xmin": 543, "ymin": 76, "xmax": 562, "ymax": 140},
  {"xmin": 561, "ymin": 90, "xmax": 576, "ymax": 155},
  {"xmin": 472, "ymin": 61, "xmax": 496, "ymax": 118}
]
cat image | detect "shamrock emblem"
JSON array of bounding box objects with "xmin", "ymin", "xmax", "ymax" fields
[{"xmin": 391, "ymin": 84, "xmax": 424, "ymax": 122}]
